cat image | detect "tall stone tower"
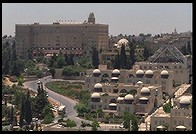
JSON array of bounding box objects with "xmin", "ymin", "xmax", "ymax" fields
[{"xmin": 88, "ymin": 12, "xmax": 95, "ymax": 24}]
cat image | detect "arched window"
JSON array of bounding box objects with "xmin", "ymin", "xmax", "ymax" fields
[{"xmin": 120, "ymin": 89, "xmax": 128, "ymax": 93}]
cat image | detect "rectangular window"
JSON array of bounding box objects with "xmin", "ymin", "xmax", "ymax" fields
[
  {"xmin": 174, "ymin": 120, "xmax": 176, "ymax": 125},
  {"xmin": 118, "ymin": 106, "xmax": 121, "ymax": 111},
  {"xmin": 155, "ymin": 120, "xmax": 157, "ymax": 125}
]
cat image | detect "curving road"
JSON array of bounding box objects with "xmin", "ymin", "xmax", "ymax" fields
[
  {"xmin": 23, "ymin": 75, "xmax": 92, "ymax": 128},
  {"xmin": 24, "ymin": 75, "xmax": 78, "ymax": 117}
]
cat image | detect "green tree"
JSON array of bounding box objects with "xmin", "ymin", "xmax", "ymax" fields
[
  {"xmin": 128, "ymin": 42, "xmax": 136, "ymax": 69},
  {"xmin": 96, "ymin": 109, "xmax": 104, "ymax": 118},
  {"xmin": 34, "ymin": 82, "xmax": 48, "ymax": 119},
  {"xmin": 17, "ymin": 75, "xmax": 24, "ymax": 86},
  {"xmin": 163, "ymin": 99, "xmax": 172, "ymax": 113},
  {"xmin": 24, "ymin": 90, "xmax": 32, "ymax": 125},
  {"xmin": 11, "ymin": 61, "xmax": 20, "ymax": 77},
  {"xmin": 9, "ymin": 105, "xmax": 14, "ymax": 127},
  {"xmin": 56, "ymin": 55, "xmax": 65, "ymax": 68},
  {"xmin": 67, "ymin": 54, "xmax": 74, "ymax": 65},
  {"xmin": 143, "ymin": 44, "xmax": 150, "ymax": 61},
  {"xmin": 128, "ymin": 89, "xmax": 137, "ymax": 96},
  {"xmin": 92, "ymin": 47, "xmax": 99, "ymax": 68},
  {"xmin": 91, "ymin": 120, "xmax": 100, "ymax": 131},
  {"xmin": 49, "ymin": 68, "xmax": 56, "ymax": 78},
  {"xmin": 27, "ymin": 49, "xmax": 33, "ymax": 60},
  {"xmin": 19, "ymin": 94, "xmax": 25, "ymax": 128},
  {"xmin": 11, "ymin": 41, "xmax": 17, "ymax": 62},
  {"xmin": 113, "ymin": 52, "xmax": 121, "ymax": 69},
  {"xmin": 123, "ymin": 111, "xmax": 138, "ymax": 131},
  {"xmin": 65, "ymin": 119, "xmax": 77, "ymax": 128},
  {"xmin": 74, "ymin": 102, "xmax": 89, "ymax": 117},
  {"xmin": 64, "ymin": 54, "xmax": 69, "ymax": 65},
  {"xmin": 120, "ymin": 44, "xmax": 127, "ymax": 69}
]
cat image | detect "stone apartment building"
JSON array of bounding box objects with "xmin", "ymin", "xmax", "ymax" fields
[
  {"xmin": 15, "ymin": 13, "xmax": 109, "ymax": 58},
  {"xmin": 150, "ymin": 93, "xmax": 192, "ymax": 131}
]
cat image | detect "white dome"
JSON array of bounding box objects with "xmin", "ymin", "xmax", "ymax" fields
[
  {"xmin": 91, "ymin": 92, "xmax": 100, "ymax": 98},
  {"xmin": 117, "ymin": 97, "xmax": 124, "ymax": 101},
  {"xmin": 136, "ymin": 69, "xmax": 144, "ymax": 75},
  {"xmin": 137, "ymin": 81, "xmax": 143, "ymax": 84},
  {"xmin": 109, "ymin": 103, "xmax": 117, "ymax": 106},
  {"xmin": 124, "ymin": 94, "xmax": 134, "ymax": 100},
  {"xmin": 112, "ymin": 69, "xmax": 120, "ymax": 74},
  {"xmin": 141, "ymin": 87, "xmax": 150, "ymax": 93},
  {"xmin": 156, "ymin": 125, "xmax": 165, "ymax": 129},
  {"xmin": 145, "ymin": 70, "xmax": 153, "ymax": 75},
  {"xmin": 139, "ymin": 97, "xmax": 149, "ymax": 100},
  {"xmin": 176, "ymin": 125, "xmax": 186, "ymax": 129},
  {"xmin": 111, "ymin": 77, "xmax": 119, "ymax": 80},
  {"xmin": 179, "ymin": 97, "xmax": 191, "ymax": 104},
  {"xmin": 93, "ymin": 69, "xmax": 101, "ymax": 74},
  {"xmin": 94, "ymin": 83, "xmax": 102, "ymax": 88},
  {"xmin": 160, "ymin": 70, "xmax": 169, "ymax": 76},
  {"xmin": 117, "ymin": 38, "xmax": 129, "ymax": 45}
]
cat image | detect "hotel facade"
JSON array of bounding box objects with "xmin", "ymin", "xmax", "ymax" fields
[{"xmin": 15, "ymin": 13, "xmax": 109, "ymax": 58}]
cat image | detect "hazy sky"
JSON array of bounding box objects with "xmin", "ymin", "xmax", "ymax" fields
[{"xmin": 2, "ymin": 3, "xmax": 192, "ymax": 36}]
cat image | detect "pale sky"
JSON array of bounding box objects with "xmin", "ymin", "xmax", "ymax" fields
[{"xmin": 2, "ymin": 3, "xmax": 192, "ymax": 37}]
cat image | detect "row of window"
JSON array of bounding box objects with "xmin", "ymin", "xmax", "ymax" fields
[{"xmin": 154, "ymin": 120, "xmax": 191, "ymax": 127}]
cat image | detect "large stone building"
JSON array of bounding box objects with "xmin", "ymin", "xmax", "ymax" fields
[
  {"xmin": 136, "ymin": 44, "xmax": 190, "ymax": 84},
  {"xmin": 150, "ymin": 93, "xmax": 192, "ymax": 131},
  {"xmin": 85, "ymin": 64, "xmax": 175, "ymax": 97},
  {"xmin": 15, "ymin": 13, "xmax": 109, "ymax": 58}
]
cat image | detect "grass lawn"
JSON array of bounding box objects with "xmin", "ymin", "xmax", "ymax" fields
[{"xmin": 45, "ymin": 81, "xmax": 89, "ymax": 101}]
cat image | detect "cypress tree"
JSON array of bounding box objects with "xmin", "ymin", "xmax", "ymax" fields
[
  {"xmin": 129, "ymin": 42, "xmax": 136, "ymax": 68},
  {"xmin": 143, "ymin": 45, "xmax": 150, "ymax": 61},
  {"xmin": 24, "ymin": 90, "xmax": 32, "ymax": 125},
  {"xmin": 113, "ymin": 52, "xmax": 121, "ymax": 69},
  {"xmin": 11, "ymin": 41, "xmax": 17, "ymax": 62},
  {"xmin": 19, "ymin": 95, "xmax": 25, "ymax": 128},
  {"xmin": 92, "ymin": 47, "xmax": 99, "ymax": 68},
  {"xmin": 120, "ymin": 44, "xmax": 127, "ymax": 69}
]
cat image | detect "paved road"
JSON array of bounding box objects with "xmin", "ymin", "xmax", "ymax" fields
[
  {"xmin": 23, "ymin": 76, "xmax": 92, "ymax": 128},
  {"xmin": 23, "ymin": 76, "xmax": 86, "ymax": 117}
]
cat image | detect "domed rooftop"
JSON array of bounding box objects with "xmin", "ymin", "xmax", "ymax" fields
[
  {"xmin": 139, "ymin": 97, "xmax": 149, "ymax": 100},
  {"xmin": 111, "ymin": 77, "xmax": 119, "ymax": 80},
  {"xmin": 160, "ymin": 70, "xmax": 169, "ymax": 76},
  {"xmin": 109, "ymin": 103, "xmax": 117, "ymax": 106},
  {"xmin": 91, "ymin": 92, "xmax": 100, "ymax": 98},
  {"xmin": 112, "ymin": 69, "xmax": 120, "ymax": 74},
  {"xmin": 124, "ymin": 94, "xmax": 134, "ymax": 100},
  {"xmin": 117, "ymin": 97, "xmax": 124, "ymax": 101},
  {"xmin": 136, "ymin": 69, "xmax": 144, "ymax": 75},
  {"xmin": 179, "ymin": 97, "xmax": 191, "ymax": 104},
  {"xmin": 94, "ymin": 83, "xmax": 102, "ymax": 88},
  {"xmin": 117, "ymin": 38, "xmax": 129, "ymax": 45},
  {"xmin": 141, "ymin": 87, "xmax": 150, "ymax": 93},
  {"xmin": 93, "ymin": 69, "xmax": 101, "ymax": 74},
  {"xmin": 145, "ymin": 70, "xmax": 153, "ymax": 75},
  {"xmin": 137, "ymin": 81, "xmax": 143, "ymax": 84},
  {"xmin": 156, "ymin": 125, "xmax": 166, "ymax": 129},
  {"xmin": 176, "ymin": 125, "xmax": 186, "ymax": 129}
]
